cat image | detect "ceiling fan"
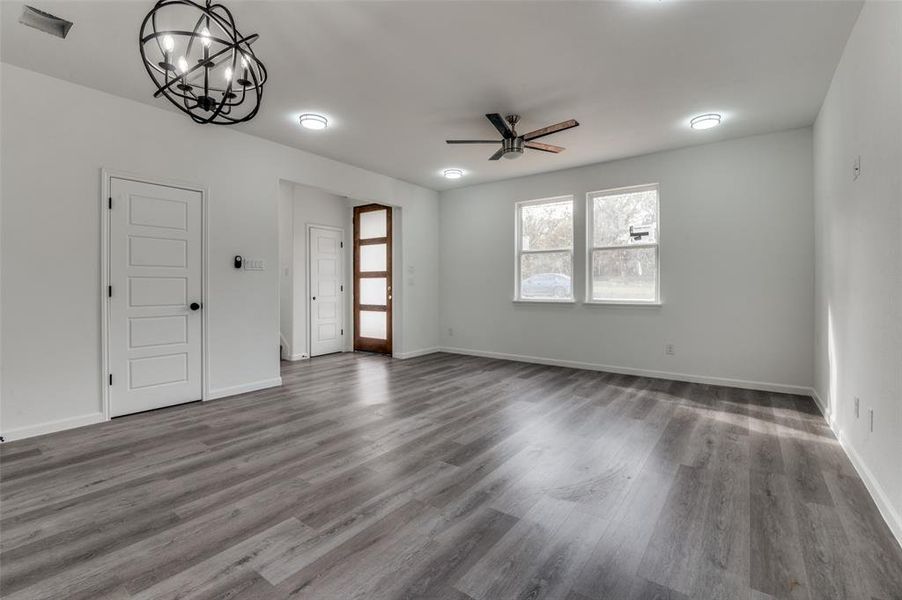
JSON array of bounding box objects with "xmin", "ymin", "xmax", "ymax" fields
[{"xmin": 446, "ymin": 113, "xmax": 579, "ymax": 160}]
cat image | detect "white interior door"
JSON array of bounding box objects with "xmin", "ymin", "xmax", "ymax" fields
[
  {"xmin": 309, "ymin": 226, "xmax": 344, "ymax": 356},
  {"xmin": 108, "ymin": 178, "xmax": 203, "ymax": 417}
]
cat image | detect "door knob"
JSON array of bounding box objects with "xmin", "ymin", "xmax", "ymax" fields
[{"xmin": 190, "ymin": 302, "xmax": 201, "ymax": 311}]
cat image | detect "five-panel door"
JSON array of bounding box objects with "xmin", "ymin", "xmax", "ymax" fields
[{"xmin": 108, "ymin": 178, "xmax": 203, "ymax": 417}]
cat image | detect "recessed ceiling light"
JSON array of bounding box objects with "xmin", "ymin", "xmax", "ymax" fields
[
  {"xmin": 299, "ymin": 113, "xmax": 328, "ymax": 130},
  {"xmin": 690, "ymin": 113, "xmax": 722, "ymax": 130},
  {"xmin": 442, "ymin": 168, "xmax": 464, "ymax": 179}
]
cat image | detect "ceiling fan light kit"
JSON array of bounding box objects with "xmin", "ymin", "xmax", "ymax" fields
[
  {"xmin": 139, "ymin": 0, "xmax": 267, "ymax": 125},
  {"xmin": 447, "ymin": 113, "xmax": 579, "ymax": 160}
]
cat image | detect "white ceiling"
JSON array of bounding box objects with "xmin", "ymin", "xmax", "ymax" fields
[{"xmin": 1, "ymin": 0, "xmax": 861, "ymax": 190}]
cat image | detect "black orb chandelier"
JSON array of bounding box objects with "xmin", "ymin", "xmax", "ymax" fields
[{"xmin": 139, "ymin": 0, "xmax": 267, "ymax": 125}]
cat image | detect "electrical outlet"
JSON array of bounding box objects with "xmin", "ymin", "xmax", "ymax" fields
[
  {"xmin": 447, "ymin": 327, "xmax": 454, "ymax": 337},
  {"xmin": 664, "ymin": 343, "xmax": 675, "ymax": 356},
  {"xmin": 853, "ymin": 155, "xmax": 861, "ymax": 180},
  {"xmin": 854, "ymin": 397, "xmax": 860, "ymax": 418}
]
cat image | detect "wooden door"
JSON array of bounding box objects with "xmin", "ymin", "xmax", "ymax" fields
[{"xmin": 353, "ymin": 204, "xmax": 392, "ymax": 354}]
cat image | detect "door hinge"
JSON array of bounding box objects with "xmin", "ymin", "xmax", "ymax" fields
[
  {"xmin": 108, "ymin": 197, "xmax": 112, "ymax": 209},
  {"xmin": 109, "ymin": 374, "xmax": 113, "ymax": 385},
  {"xmin": 340, "ymin": 285, "xmax": 344, "ymax": 292},
  {"xmin": 340, "ymin": 241, "xmax": 344, "ymax": 248},
  {"xmin": 108, "ymin": 285, "xmax": 112, "ymax": 297},
  {"xmin": 341, "ymin": 329, "xmax": 344, "ymax": 335}
]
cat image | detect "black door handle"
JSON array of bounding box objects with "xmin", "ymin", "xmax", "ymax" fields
[{"xmin": 190, "ymin": 302, "xmax": 201, "ymax": 311}]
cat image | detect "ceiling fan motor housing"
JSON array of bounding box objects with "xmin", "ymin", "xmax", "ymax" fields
[{"xmin": 502, "ymin": 137, "xmax": 524, "ymax": 159}]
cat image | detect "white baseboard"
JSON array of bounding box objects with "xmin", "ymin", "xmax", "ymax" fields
[
  {"xmin": 2, "ymin": 412, "xmax": 105, "ymax": 442},
  {"xmin": 393, "ymin": 347, "xmax": 441, "ymax": 359},
  {"xmin": 438, "ymin": 346, "xmax": 812, "ymax": 395},
  {"xmin": 207, "ymin": 377, "xmax": 282, "ymax": 400},
  {"xmin": 286, "ymin": 353, "xmax": 309, "ymax": 361},
  {"xmin": 811, "ymin": 388, "xmax": 902, "ymax": 549}
]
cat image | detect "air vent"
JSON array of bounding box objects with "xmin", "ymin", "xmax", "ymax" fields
[{"xmin": 19, "ymin": 5, "xmax": 73, "ymax": 39}]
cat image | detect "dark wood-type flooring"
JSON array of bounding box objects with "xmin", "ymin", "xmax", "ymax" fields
[{"xmin": 1, "ymin": 352, "xmax": 901, "ymax": 600}]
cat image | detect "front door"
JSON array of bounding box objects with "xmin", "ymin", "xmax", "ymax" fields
[
  {"xmin": 108, "ymin": 177, "xmax": 203, "ymax": 417},
  {"xmin": 309, "ymin": 226, "xmax": 345, "ymax": 356},
  {"xmin": 353, "ymin": 204, "xmax": 392, "ymax": 354}
]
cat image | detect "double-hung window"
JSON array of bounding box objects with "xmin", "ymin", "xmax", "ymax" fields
[
  {"xmin": 587, "ymin": 184, "xmax": 660, "ymax": 304},
  {"xmin": 515, "ymin": 196, "xmax": 574, "ymax": 301}
]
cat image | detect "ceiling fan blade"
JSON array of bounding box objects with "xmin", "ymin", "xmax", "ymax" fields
[
  {"xmin": 485, "ymin": 113, "xmax": 515, "ymax": 139},
  {"xmin": 488, "ymin": 147, "xmax": 506, "ymax": 160},
  {"xmin": 522, "ymin": 119, "xmax": 579, "ymax": 141},
  {"xmin": 446, "ymin": 140, "xmax": 500, "ymax": 144},
  {"xmin": 525, "ymin": 141, "xmax": 564, "ymax": 153}
]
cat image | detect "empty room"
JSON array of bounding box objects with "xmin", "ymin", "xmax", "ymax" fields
[{"xmin": 1, "ymin": 0, "xmax": 900, "ymax": 599}]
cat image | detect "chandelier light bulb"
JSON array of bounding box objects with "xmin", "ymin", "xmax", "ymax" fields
[
  {"xmin": 177, "ymin": 56, "xmax": 189, "ymax": 73},
  {"xmin": 161, "ymin": 35, "xmax": 175, "ymax": 52},
  {"xmin": 200, "ymin": 27, "xmax": 212, "ymax": 48},
  {"xmin": 224, "ymin": 67, "xmax": 233, "ymax": 81}
]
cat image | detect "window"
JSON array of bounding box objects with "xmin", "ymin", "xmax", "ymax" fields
[
  {"xmin": 587, "ymin": 184, "xmax": 660, "ymax": 304},
  {"xmin": 515, "ymin": 196, "xmax": 574, "ymax": 301}
]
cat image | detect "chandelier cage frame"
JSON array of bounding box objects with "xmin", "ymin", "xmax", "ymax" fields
[{"xmin": 139, "ymin": 0, "xmax": 268, "ymax": 125}]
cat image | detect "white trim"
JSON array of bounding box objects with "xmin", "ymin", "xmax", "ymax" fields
[
  {"xmin": 512, "ymin": 299, "xmax": 576, "ymax": 305},
  {"xmin": 287, "ymin": 353, "xmax": 310, "ymax": 361},
  {"xmin": 438, "ymin": 346, "xmax": 813, "ymax": 395},
  {"xmin": 2, "ymin": 413, "xmax": 105, "ymax": 442},
  {"xmin": 810, "ymin": 389, "xmax": 902, "ymax": 549},
  {"xmin": 100, "ymin": 169, "xmax": 210, "ymax": 423},
  {"xmin": 207, "ymin": 377, "xmax": 282, "ymax": 400},
  {"xmin": 393, "ymin": 347, "xmax": 441, "ymax": 359}
]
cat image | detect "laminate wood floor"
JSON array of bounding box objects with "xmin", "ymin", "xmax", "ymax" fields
[{"xmin": 1, "ymin": 352, "xmax": 901, "ymax": 600}]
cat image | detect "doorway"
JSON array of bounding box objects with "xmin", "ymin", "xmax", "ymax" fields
[
  {"xmin": 353, "ymin": 204, "xmax": 392, "ymax": 354},
  {"xmin": 308, "ymin": 225, "xmax": 345, "ymax": 356},
  {"xmin": 104, "ymin": 175, "xmax": 205, "ymax": 417}
]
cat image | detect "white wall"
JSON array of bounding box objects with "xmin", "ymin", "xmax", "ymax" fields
[
  {"xmin": 439, "ymin": 128, "xmax": 814, "ymax": 392},
  {"xmin": 0, "ymin": 64, "xmax": 439, "ymax": 439},
  {"xmin": 813, "ymin": 0, "xmax": 902, "ymax": 541},
  {"xmin": 288, "ymin": 183, "xmax": 350, "ymax": 360}
]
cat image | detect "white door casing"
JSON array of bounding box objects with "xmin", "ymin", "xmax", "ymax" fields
[
  {"xmin": 309, "ymin": 226, "xmax": 344, "ymax": 356},
  {"xmin": 108, "ymin": 177, "xmax": 203, "ymax": 417}
]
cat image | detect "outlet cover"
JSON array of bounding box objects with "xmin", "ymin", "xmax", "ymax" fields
[{"xmin": 853, "ymin": 155, "xmax": 861, "ymax": 180}]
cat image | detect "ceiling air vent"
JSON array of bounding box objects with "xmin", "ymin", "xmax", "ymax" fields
[{"xmin": 19, "ymin": 5, "xmax": 73, "ymax": 39}]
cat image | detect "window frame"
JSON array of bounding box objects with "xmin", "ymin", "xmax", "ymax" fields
[
  {"xmin": 513, "ymin": 195, "xmax": 575, "ymax": 303},
  {"xmin": 585, "ymin": 183, "xmax": 661, "ymax": 306}
]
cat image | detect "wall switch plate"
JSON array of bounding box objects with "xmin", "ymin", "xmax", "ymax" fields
[
  {"xmin": 853, "ymin": 155, "xmax": 861, "ymax": 180},
  {"xmin": 244, "ymin": 259, "xmax": 265, "ymax": 271}
]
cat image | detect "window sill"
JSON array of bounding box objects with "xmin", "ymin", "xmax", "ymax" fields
[
  {"xmin": 512, "ymin": 298, "xmax": 576, "ymax": 305},
  {"xmin": 584, "ymin": 300, "xmax": 662, "ymax": 307}
]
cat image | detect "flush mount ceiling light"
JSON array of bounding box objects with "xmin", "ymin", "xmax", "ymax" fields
[
  {"xmin": 299, "ymin": 113, "xmax": 329, "ymax": 130},
  {"xmin": 442, "ymin": 168, "xmax": 464, "ymax": 179},
  {"xmin": 689, "ymin": 113, "xmax": 722, "ymax": 130},
  {"xmin": 139, "ymin": 0, "xmax": 267, "ymax": 125}
]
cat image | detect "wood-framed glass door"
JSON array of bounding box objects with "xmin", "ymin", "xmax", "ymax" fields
[{"xmin": 353, "ymin": 204, "xmax": 392, "ymax": 354}]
